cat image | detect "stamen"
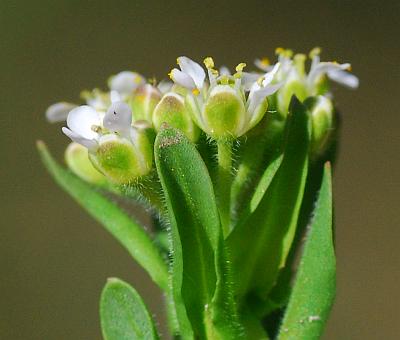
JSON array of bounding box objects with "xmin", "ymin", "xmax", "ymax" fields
[
  {"xmin": 235, "ymin": 62, "xmax": 246, "ymax": 72},
  {"xmin": 309, "ymin": 47, "xmax": 321, "ymax": 59},
  {"xmin": 210, "ymin": 68, "xmax": 219, "ymax": 76},
  {"xmin": 276, "ymin": 48, "xmax": 293, "ymax": 58},
  {"xmin": 91, "ymin": 125, "xmax": 102, "ymax": 133},
  {"xmin": 203, "ymin": 57, "xmax": 215, "ymax": 69},
  {"xmin": 260, "ymin": 57, "xmax": 270, "ymax": 67},
  {"xmin": 192, "ymin": 88, "xmax": 200, "ymax": 96},
  {"xmin": 294, "ymin": 54, "xmax": 306, "ymax": 74}
]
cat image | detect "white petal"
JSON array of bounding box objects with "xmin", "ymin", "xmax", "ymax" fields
[
  {"xmin": 327, "ymin": 69, "xmax": 359, "ymax": 89},
  {"xmin": 109, "ymin": 71, "xmax": 145, "ymax": 95},
  {"xmin": 110, "ymin": 90, "xmax": 122, "ymax": 103},
  {"xmin": 241, "ymin": 72, "xmax": 261, "ymax": 91},
  {"xmin": 45, "ymin": 102, "xmax": 77, "ymax": 123},
  {"xmin": 170, "ymin": 68, "xmax": 196, "ymax": 89},
  {"xmin": 219, "ymin": 65, "xmax": 231, "ymax": 76},
  {"xmin": 67, "ymin": 105, "xmax": 101, "ymax": 140},
  {"xmin": 308, "ymin": 62, "xmax": 351, "ymax": 86},
  {"xmin": 262, "ymin": 62, "xmax": 280, "ymax": 86},
  {"xmin": 310, "ymin": 55, "xmax": 320, "ymax": 72},
  {"xmin": 103, "ymin": 101, "xmax": 132, "ymax": 135},
  {"xmin": 177, "ymin": 56, "xmax": 205, "ymax": 89},
  {"xmin": 254, "ymin": 58, "xmax": 273, "ymax": 72},
  {"xmin": 62, "ymin": 127, "xmax": 98, "ymax": 150},
  {"xmin": 86, "ymin": 89, "xmax": 110, "ymax": 111},
  {"xmin": 248, "ymin": 83, "xmax": 281, "ymax": 114},
  {"xmin": 157, "ymin": 80, "xmax": 173, "ymax": 93}
]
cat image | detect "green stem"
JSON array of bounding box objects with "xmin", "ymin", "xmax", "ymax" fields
[{"xmin": 216, "ymin": 139, "xmax": 233, "ymax": 236}]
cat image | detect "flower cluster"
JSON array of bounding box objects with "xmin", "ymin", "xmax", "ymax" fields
[{"xmin": 46, "ymin": 48, "xmax": 358, "ymax": 185}]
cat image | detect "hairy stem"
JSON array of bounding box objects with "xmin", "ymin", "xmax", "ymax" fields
[{"xmin": 217, "ymin": 139, "xmax": 233, "ymax": 236}]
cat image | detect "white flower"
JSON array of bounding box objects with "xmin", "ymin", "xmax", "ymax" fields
[
  {"xmin": 169, "ymin": 56, "xmax": 281, "ymax": 138},
  {"xmin": 62, "ymin": 105, "xmax": 102, "ymax": 150},
  {"xmin": 307, "ymin": 48, "xmax": 359, "ymax": 91},
  {"xmin": 108, "ymin": 71, "xmax": 145, "ymax": 96},
  {"xmin": 169, "ymin": 56, "xmax": 206, "ymax": 94},
  {"xmin": 254, "ymin": 57, "xmax": 273, "ymax": 72},
  {"xmin": 103, "ymin": 91, "xmax": 133, "ymax": 139},
  {"xmin": 246, "ymin": 63, "xmax": 282, "ymax": 118},
  {"xmin": 62, "ymin": 93, "xmax": 134, "ymax": 150}
]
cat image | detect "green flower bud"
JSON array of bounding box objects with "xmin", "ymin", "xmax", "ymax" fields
[
  {"xmin": 152, "ymin": 92, "xmax": 200, "ymax": 142},
  {"xmin": 195, "ymin": 85, "xmax": 246, "ymax": 139},
  {"xmin": 65, "ymin": 142, "xmax": 106, "ymax": 184},
  {"xmin": 128, "ymin": 84, "xmax": 161, "ymax": 122},
  {"xmin": 89, "ymin": 131, "xmax": 153, "ymax": 185},
  {"xmin": 278, "ymin": 81, "xmax": 307, "ymax": 116},
  {"xmin": 307, "ymin": 96, "xmax": 334, "ymax": 156},
  {"xmin": 277, "ymin": 54, "xmax": 307, "ymax": 116}
]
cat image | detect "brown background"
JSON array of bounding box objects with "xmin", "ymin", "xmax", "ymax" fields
[{"xmin": 1, "ymin": 0, "xmax": 399, "ymax": 339}]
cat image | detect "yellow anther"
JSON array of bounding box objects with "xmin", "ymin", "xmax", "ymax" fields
[
  {"xmin": 235, "ymin": 62, "xmax": 246, "ymax": 72},
  {"xmin": 91, "ymin": 125, "xmax": 102, "ymax": 133},
  {"xmin": 148, "ymin": 77, "xmax": 157, "ymax": 86},
  {"xmin": 134, "ymin": 75, "xmax": 142, "ymax": 84},
  {"xmin": 168, "ymin": 70, "xmax": 173, "ymax": 80},
  {"xmin": 192, "ymin": 88, "xmax": 200, "ymax": 96},
  {"xmin": 347, "ymin": 65, "xmax": 352, "ymax": 71},
  {"xmin": 276, "ymin": 47, "xmax": 293, "ymax": 58},
  {"xmin": 204, "ymin": 57, "xmax": 215, "ymax": 69},
  {"xmin": 286, "ymin": 49, "xmax": 294, "ymax": 58},
  {"xmin": 257, "ymin": 76, "xmax": 265, "ymax": 86},
  {"xmin": 260, "ymin": 57, "xmax": 270, "ymax": 66},
  {"xmin": 309, "ymin": 47, "xmax": 321, "ymax": 59},
  {"xmin": 176, "ymin": 57, "xmax": 180, "ymax": 65}
]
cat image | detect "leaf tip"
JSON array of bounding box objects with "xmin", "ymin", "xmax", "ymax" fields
[
  {"xmin": 156, "ymin": 127, "xmax": 184, "ymax": 149},
  {"xmin": 106, "ymin": 277, "xmax": 121, "ymax": 284},
  {"xmin": 36, "ymin": 140, "xmax": 46, "ymax": 151},
  {"xmin": 324, "ymin": 161, "xmax": 331, "ymax": 170}
]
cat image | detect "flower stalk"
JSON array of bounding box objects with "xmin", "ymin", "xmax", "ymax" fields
[{"xmin": 216, "ymin": 138, "xmax": 234, "ymax": 235}]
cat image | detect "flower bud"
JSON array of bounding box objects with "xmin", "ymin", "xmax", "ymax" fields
[
  {"xmin": 307, "ymin": 96, "xmax": 334, "ymax": 156},
  {"xmin": 152, "ymin": 92, "xmax": 200, "ymax": 142},
  {"xmin": 277, "ymin": 54, "xmax": 307, "ymax": 116},
  {"xmin": 89, "ymin": 132, "xmax": 153, "ymax": 185},
  {"xmin": 128, "ymin": 84, "xmax": 162, "ymax": 122},
  {"xmin": 200, "ymin": 85, "xmax": 246, "ymax": 139},
  {"xmin": 64, "ymin": 142, "xmax": 106, "ymax": 184}
]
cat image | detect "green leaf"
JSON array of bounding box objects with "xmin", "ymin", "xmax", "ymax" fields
[
  {"xmin": 278, "ymin": 162, "xmax": 335, "ymax": 339},
  {"xmin": 100, "ymin": 278, "xmax": 159, "ymax": 340},
  {"xmin": 154, "ymin": 127, "xmax": 242, "ymax": 339},
  {"xmin": 234, "ymin": 153, "xmax": 283, "ymax": 230},
  {"xmin": 37, "ymin": 141, "xmax": 169, "ymax": 291},
  {"xmin": 230, "ymin": 114, "xmax": 285, "ymax": 226},
  {"xmin": 228, "ymin": 97, "xmax": 311, "ymax": 300}
]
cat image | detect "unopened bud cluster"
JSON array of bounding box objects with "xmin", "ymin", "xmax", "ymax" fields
[{"xmin": 46, "ymin": 48, "xmax": 358, "ymax": 184}]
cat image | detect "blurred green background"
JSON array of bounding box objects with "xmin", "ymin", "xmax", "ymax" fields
[{"xmin": 1, "ymin": 0, "xmax": 399, "ymax": 339}]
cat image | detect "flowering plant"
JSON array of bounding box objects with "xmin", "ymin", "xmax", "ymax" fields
[{"xmin": 38, "ymin": 47, "xmax": 358, "ymax": 339}]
